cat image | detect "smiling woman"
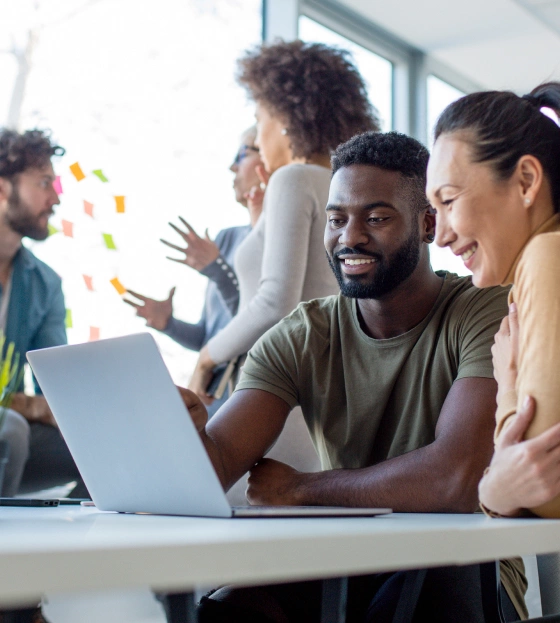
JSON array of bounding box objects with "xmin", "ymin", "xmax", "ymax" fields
[{"xmin": 427, "ymin": 82, "xmax": 560, "ymax": 518}]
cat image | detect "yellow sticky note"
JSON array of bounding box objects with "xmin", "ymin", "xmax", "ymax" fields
[
  {"xmin": 65, "ymin": 309, "xmax": 73, "ymax": 329},
  {"xmin": 69, "ymin": 162, "xmax": 86, "ymax": 181},
  {"xmin": 110, "ymin": 277, "xmax": 126, "ymax": 295},
  {"xmin": 114, "ymin": 196, "xmax": 126, "ymax": 213}
]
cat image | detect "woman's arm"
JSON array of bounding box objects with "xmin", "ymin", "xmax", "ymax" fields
[
  {"xmin": 205, "ymin": 166, "xmax": 319, "ymax": 364},
  {"xmin": 479, "ymin": 396, "xmax": 560, "ymax": 516}
]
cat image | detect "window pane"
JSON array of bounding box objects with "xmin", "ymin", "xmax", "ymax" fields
[
  {"xmin": 5, "ymin": 0, "xmax": 261, "ymax": 385},
  {"xmin": 427, "ymin": 75, "xmax": 469, "ymax": 276},
  {"xmin": 427, "ymin": 75, "xmax": 465, "ymax": 146},
  {"xmin": 299, "ymin": 16, "xmax": 393, "ymax": 131}
]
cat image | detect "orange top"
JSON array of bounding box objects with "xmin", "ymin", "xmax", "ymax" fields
[{"xmin": 495, "ymin": 213, "xmax": 560, "ymax": 517}]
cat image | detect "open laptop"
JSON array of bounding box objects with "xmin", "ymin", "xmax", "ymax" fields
[{"xmin": 27, "ymin": 333, "xmax": 391, "ymax": 518}]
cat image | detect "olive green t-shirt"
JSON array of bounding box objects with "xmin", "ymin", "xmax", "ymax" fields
[
  {"xmin": 236, "ymin": 272, "xmax": 508, "ymax": 470},
  {"xmin": 236, "ymin": 272, "xmax": 527, "ymax": 618}
]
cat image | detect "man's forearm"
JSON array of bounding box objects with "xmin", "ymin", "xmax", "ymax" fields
[{"xmin": 289, "ymin": 445, "xmax": 484, "ymax": 513}]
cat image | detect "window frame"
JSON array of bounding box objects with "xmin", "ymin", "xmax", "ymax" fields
[{"xmin": 263, "ymin": 0, "xmax": 484, "ymax": 146}]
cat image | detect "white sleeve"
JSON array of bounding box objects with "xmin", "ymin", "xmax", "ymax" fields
[{"xmin": 206, "ymin": 166, "xmax": 319, "ymax": 363}]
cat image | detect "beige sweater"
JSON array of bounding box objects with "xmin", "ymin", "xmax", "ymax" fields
[
  {"xmin": 207, "ymin": 163, "xmax": 338, "ymax": 364},
  {"xmin": 495, "ymin": 213, "xmax": 560, "ymax": 518}
]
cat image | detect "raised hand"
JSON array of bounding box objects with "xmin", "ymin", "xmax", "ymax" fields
[
  {"xmin": 124, "ymin": 287, "xmax": 175, "ymax": 331},
  {"xmin": 161, "ymin": 217, "xmax": 220, "ymax": 272},
  {"xmin": 244, "ymin": 164, "xmax": 270, "ymax": 227}
]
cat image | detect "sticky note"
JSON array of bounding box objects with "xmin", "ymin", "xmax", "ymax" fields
[
  {"xmin": 89, "ymin": 326, "xmax": 100, "ymax": 341},
  {"xmin": 84, "ymin": 200, "xmax": 94, "ymax": 218},
  {"xmin": 114, "ymin": 196, "xmax": 126, "ymax": 213},
  {"xmin": 61, "ymin": 220, "xmax": 74, "ymax": 237},
  {"xmin": 53, "ymin": 176, "xmax": 63, "ymax": 194},
  {"xmin": 102, "ymin": 233, "xmax": 117, "ymax": 250},
  {"xmin": 110, "ymin": 277, "xmax": 126, "ymax": 295},
  {"xmin": 83, "ymin": 275, "xmax": 94, "ymax": 291},
  {"xmin": 65, "ymin": 309, "xmax": 73, "ymax": 329},
  {"xmin": 69, "ymin": 162, "xmax": 86, "ymax": 181},
  {"xmin": 48, "ymin": 224, "xmax": 59, "ymax": 237},
  {"xmin": 92, "ymin": 169, "xmax": 109, "ymax": 183}
]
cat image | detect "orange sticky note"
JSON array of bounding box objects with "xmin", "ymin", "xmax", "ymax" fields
[
  {"xmin": 84, "ymin": 200, "xmax": 94, "ymax": 218},
  {"xmin": 114, "ymin": 196, "xmax": 126, "ymax": 213},
  {"xmin": 89, "ymin": 326, "xmax": 100, "ymax": 341},
  {"xmin": 61, "ymin": 220, "xmax": 74, "ymax": 237},
  {"xmin": 83, "ymin": 275, "xmax": 94, "ymax": 291},
  {"xmin": 69, "ymin": 162, "xmax": 86, "ymax": 181},
  {"xmin": 110, "ymin": 277, "xmax": 126, "ymax": 295}
]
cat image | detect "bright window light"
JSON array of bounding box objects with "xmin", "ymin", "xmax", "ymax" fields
[
  {"xmin": 426, "ymin": 74, "xmax": 469, "ymax": 277},
  {"xmin": 3, "ymin": 0, "xmax": 262, "ymax": 385},
  {"xmin": 299, "ymin": 15, "xmax": 393, "ymax": 131}
]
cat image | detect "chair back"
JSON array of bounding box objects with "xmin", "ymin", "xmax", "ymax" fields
[{"xmin": 537, "ymin": 553, "xmax": 560, "ymax": 616}]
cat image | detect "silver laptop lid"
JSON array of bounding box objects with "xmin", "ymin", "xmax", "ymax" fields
[{"xmin": 27, "ymin": 333, "xmax": 232, "ymax": 518}]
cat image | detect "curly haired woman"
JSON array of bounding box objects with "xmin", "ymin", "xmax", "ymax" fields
[{"xmin": 189, "ymin": 39, "xmax": 379, "ymax": 402}]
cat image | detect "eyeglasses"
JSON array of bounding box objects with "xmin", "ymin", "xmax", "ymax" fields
[{"xmin": 233, "ymin": 145, "xmax": 259, "ymax": 166}]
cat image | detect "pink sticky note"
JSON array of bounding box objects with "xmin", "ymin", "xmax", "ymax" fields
[
  {"xmin": 53, "ymin": 176, "xmax": 63, "ymax": 195},
  {"xmin": 84, "ymin": 200, "xmax": 94, "ymax": 218},
  {"xmin": 83, "ymin": 275, "xmax": 94, "ymax": 291},
  {"xmin": 89, "ymin": 326, "xmax": 100, "ymax": 341},
  {"xmin": 61, "ymin": 220, "xmax": 74, "ymax": 238}
]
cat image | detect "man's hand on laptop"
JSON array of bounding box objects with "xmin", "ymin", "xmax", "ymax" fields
[
  {"xmin": 175, "ymin": 386, "xmax": 208, "ymax": 433},
  {"xmin": 247, "ymin": 458, "xmax": 306, "ymax": 506},
  {"xmin": 10, "ymin": 394, "xmax": 57, "ymax": 427}
]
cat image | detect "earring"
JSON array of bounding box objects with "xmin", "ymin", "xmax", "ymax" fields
[
  {"xmin": 281, "ymin": 128, "xmax": 288, "ymax": 136},
  {"xmin": 524, "ymin": 197, "xmax": 531, "ymax": 206},
  {"xmin": 427, "ymin": 234, "xmax": 435, "ymax": 242}
]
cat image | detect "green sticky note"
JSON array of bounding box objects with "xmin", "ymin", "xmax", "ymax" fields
[
  {"xmin": 92, "ymin": 169, "xmax": 109, "ymax": 183},
  {"xmin": 48, "ymin": 223, "xmax": 59, "ymax": 237},
  {"xmin": 65, "ymin": 309, "xmax": 73, "ymax": 329},
  {"xmin": 102, "ymin": 233, "xmax": 117, "ymax": 250}
]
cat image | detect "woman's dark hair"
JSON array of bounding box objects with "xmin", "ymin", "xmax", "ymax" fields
[
  {"xmin": 237, "ymin": 40, "xmax": 380, "ymax": 160},
  {"xmin": 434, "ymin": 82, "xmax": 560, "ymax": 212},
  {"xmin": 0, "ymin": 129, "xmax": 65, "ymax": 178}
]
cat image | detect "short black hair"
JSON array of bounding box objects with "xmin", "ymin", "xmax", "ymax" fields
[
  {"xmin": 331, "ymin": 131, "xmax": 430, "ymax": 212},
  {"xmin": 0, "ymin": 129, "xmax": 65, "ymax": 178}
]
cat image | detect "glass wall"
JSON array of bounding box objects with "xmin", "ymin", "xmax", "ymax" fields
[
  {"xmin": 299, "ymin": 15, "xmax": 393, "ymax": 131},
  {"xmin": 426, "ymin": 74, "xmax": 468, "ymax": 276},
  {"xmin": 3, "ymin": 0, "xmax": 262, "ymax": 385}
]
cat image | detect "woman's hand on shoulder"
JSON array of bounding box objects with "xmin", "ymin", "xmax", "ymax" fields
[
  {"xmin": 492, "ymin": 302, "xmax": 519, "ymax": 403},
  {"xmin": 479, "ymin": 396, "xmax": 560, "ymax": 516}
]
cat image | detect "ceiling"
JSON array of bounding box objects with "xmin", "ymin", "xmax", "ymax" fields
[{"xmin": 337, "ymin": 0, "xmax": 560, "ymax": 93}]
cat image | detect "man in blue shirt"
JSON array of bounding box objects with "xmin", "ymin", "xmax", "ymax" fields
[{"xmin": 0, "ymin": 128, "xmax": 84, "ymax": 498}]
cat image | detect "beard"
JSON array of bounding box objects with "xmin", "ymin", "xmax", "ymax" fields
[
  {"xmin": 327, "ymin": 227, "xmax": 421, "ymax": 299},
  {"xmin": 5, "ymin": 184, "xmax": 50, "ymax": 241}
]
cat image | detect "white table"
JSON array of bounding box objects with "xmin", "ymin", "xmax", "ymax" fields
[{"xmin": 1, "ymin": 507, "xmax": 560, "ymax": 621}]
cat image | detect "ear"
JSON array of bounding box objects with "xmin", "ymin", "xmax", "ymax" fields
[
  {"xmin": 422, "ymin": 206, "xmax": 436, "ymax": 243},
  {"xmin": 515, "ymin": 155, "xmax": 544, "ymax": 208}
]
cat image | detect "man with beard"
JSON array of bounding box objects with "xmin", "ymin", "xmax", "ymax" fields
[
  {"xmin": 0, "ymin": 129, "xmax": 83, "ymax": 502},
  {"xmin": 189, "ymin": 132, "xmax": 527, "ymax": 622}
]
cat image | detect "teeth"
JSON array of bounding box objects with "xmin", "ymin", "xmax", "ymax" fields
[
  {"xmin": 461, "ymin": 245, "xmax": 477, "ymax": 261},
  {"xmin": 344, "ymin": 258, "xmax": 375, "ymax": 265}
]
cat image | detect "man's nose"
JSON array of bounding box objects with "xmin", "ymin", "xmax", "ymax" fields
[{"xmin": 339, "ymin": 219, "xmax": 368, "ymax": 248}]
